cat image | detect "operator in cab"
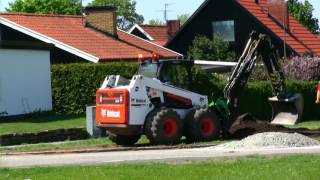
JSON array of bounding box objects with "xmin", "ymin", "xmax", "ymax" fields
[{"xmin": 316, "ymin": 81, "xmax": 320, "ymax": 104}]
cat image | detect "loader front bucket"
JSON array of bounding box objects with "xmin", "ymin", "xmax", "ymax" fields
[{"xmin": 268, "ymin": 93, "xmax": 304, "ymax": 125}]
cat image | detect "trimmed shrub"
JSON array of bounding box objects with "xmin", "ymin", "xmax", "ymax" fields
[
  {"xmin": 191, "ymin": 66, "xmax": 225, "ymax": 99},
  {"xmin": 51, "ymin": 62, "xmax": 138, "ymax": 114},
  {"xmin": 284, "ymin": 81, "xmax": 320, "ymax": 120},
  {"xmin": 51, "ymin": 63, "xmax": 320, "ymax": 121},
  {"xmin": 249, "ymin": 65, "xmax": 269, "ymax": 81},
  {"xmin": 239, "ymin": 81, "xmax": 273, "ymax": 120},
  {"xmin": 239, "ymin": 81, "xmax": 320, "ymax": 120}
]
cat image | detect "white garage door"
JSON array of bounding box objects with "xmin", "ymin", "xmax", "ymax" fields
[{"xmin": 0, "ymin": 49, "xmax": 52, "ymax": 116}]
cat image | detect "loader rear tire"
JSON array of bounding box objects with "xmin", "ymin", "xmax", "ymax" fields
[
  {"xmin": 185, "ymin": 108, "xmax": 221, "ymax": 142},
  {"xmin": 145, "ymin": 108, "xmax": 183, "ymax": 145},
  {"xmin": 108, "ymin": 133, "xmax": 141, "ymax": 146}
]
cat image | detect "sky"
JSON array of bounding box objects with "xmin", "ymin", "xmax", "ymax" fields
[{"xmin": 0, "ymin": 0, "xmax": 319, "ymax": 24}]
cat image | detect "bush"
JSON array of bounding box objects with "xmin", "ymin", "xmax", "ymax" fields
[
  {"xmin": 239, "ymin": 81, "xmax": 320, "ymax": 120},
  {"xmin": 51, "ymin": 63, "xmax": 320, "ymax": 121},
  {"xmin": 188, "ymin": 35, "xmax": 236, "ymax": 61},
  {"xmin": 51, "ymin": 63, "xmax": 226, "ymax": 115},
  {"xmin": 249, "ymin": 65, "xmax": 269, "ymax": 81},
  {"xmin": 194, "ymin": 78, "xmax": 320, "ymax": 121},
  {"xmin": 51, "ymin": 62, "xmax": 138, "ymax": 114},
  {"xmin": 283, "ymin": 56, "xmax": 320, "ymax": 80},
  {"xmin": 245, "ymin": 56, "xmax": 320, "ymax": 81},
  {"xmin": 191, "ymin": 66, "xmax": 225, "ymax": 99}
]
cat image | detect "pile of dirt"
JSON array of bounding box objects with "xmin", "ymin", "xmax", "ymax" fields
[
  {"xmin": 228, "ymin": 113, "xmax": 320, "ymax": 139},
  {"xmin": 215, "ymin": 132, "xmax": 320, "ymax": 150},
  {"xmin": 228, "ymin": 113, "xmax": 287, "ymax": 139}
]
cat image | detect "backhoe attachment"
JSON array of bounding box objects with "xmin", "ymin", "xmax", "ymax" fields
[
  {"xmin": 224, "ymin": 31, "xmax": 303, "ymax": 126},
  {"xmin": 269, "ymin": 93, "xmax": 304, "ymax": 125}
]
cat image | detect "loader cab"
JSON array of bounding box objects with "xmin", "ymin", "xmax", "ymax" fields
[{"xmin": 138, "ymin": 59, "xmax": 194, "ymax": 90}]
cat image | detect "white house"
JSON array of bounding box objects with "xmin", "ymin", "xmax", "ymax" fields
[
  {"xmin": 0, "ymin": 7, "xmax": 182, "ymax": 116},
  {"xmin": 0, "ymin": 48, "xmax": 52, "ymax": 116}
]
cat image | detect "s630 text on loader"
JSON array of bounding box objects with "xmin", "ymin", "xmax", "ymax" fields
[{"xmin": 95, "ymin": 31, "xmax": 303, "ymax": 145}]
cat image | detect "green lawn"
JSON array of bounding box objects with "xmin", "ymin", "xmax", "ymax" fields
[
  {"xmin": 0, "ymin": 138, "xmax": 110, "ymax": 153},
  {"xmin": 286, "ymin": 120, "xmax": 320, "ymax": 130},
  {"xmin": 1, "ymin": 155, "xmax": 320, "ymax": 180},
  {"xmin": 0, "ymin": 113, "xmax": 85, "ymax": 135}
]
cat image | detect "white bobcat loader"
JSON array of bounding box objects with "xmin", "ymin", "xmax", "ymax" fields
[{"xmin": 95, "ymin": 32, "xmax": 303, "ymax": 145}]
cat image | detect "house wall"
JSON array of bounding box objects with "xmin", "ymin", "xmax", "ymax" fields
[
  {"xmin": 0, "ymin": 49, "xmax": 52, "ymax": 116},
  {"xmin": 166, "ymin": 0, "xmax": 292, "ymax": 58}
]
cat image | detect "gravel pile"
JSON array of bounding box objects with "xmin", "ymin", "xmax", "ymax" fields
[{"xmin": 215, "ymin": 132, "xmax": 320, "ymax": 150}]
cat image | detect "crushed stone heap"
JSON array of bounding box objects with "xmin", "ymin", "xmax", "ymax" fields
[{"xmin": 215, "ymin": 132, "xmax": 320, "ymax": 150}]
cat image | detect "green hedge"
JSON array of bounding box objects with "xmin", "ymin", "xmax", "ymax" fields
[
  {"xmin": 51, "ymin": 63, "xmax": 138, "ymax": 114},
  {"xmin": 51, "ymin": 63, "xmax": 320, "ymax": 120},
  {"xmin": 239, "ymin": 81, "xmax": 320, "ymax": 120}
]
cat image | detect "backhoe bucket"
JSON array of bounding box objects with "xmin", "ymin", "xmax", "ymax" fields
[{"xmin": 268, "ymin": 93, "xmax": 304, "ymax": 125}]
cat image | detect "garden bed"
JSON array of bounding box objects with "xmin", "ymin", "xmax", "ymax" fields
[{"xmin": 0, "ymin": 128, "xmax": 88, "ymax": 146}]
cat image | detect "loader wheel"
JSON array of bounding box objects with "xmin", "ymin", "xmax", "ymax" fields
[
  {"xmin": 185, "ymin": 108, "xmax": 221, "ymax": 142},
  {"xmin": 145, "ymin": 108, "xmax": 183, "ymax": 145},
  {"xmin": 108, "ymin": 133, "xmax": 141, "ymax": 146}
]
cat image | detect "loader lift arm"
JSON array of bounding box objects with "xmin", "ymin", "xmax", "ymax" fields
[{"xmin": 218, "ymin": 31, "xmax": 303, "ymax": 131}]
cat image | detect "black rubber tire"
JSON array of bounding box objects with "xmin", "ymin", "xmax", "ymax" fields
[
  {"xmin": 185, "ymin": 108, "xmax": 221, "ymax": 142},
  {"xmin": 145, "ymin": 108, "xmax": 183, "ymax": 145},
  {"xmin": 108, "ymin": 132, "xmax": 141, "ymax": 146}
]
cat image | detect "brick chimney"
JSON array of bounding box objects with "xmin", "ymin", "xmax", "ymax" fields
[
  {"xmin": 268, "ymin": 0, "xmax": 289, "ymax": 30},
  {"xmin": 84, "ymin": 6, "xmax": 117, "ymax": 36},
  {"xmin": 167, "ymin": 20, "xmax": 180, "ymax": 39}
]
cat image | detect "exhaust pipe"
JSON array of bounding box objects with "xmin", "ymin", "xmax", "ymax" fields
[{"xmin": 269, "ymin": 93, "xmax": 304, "ymax": 125}]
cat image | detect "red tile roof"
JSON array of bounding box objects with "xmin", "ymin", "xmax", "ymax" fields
[
  {"xmin": 0, "ymin": 13, "xmax": 181, "ymax": 61},
  {"xmin": 140, "ymin": 25, "xmax": 169, "ymax": 46},
  {"xmin": 238, "ymin": 0, "xmax": 320, "ymax": 56}
]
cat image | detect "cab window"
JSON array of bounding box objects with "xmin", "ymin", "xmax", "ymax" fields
[
  {"xmin": 139, "ymin": 62, "xmax": 158, "ymax": 78},
  {"xmin": 160, "ymin": 64, "xmax": 190, "ymax": 89}
]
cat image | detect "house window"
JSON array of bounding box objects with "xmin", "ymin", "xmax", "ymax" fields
[{"xmin": 212, "ymin": 20, "xmax": 235, "ymax": 42}]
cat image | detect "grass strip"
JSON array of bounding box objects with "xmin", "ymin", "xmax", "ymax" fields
[
  {"xmin": 1, "ymin": 155, "xmax": 320, "ymax": 180},
  {"xmin": 0, "ymin": 113, "xmax": 85, "ymax": 135}
]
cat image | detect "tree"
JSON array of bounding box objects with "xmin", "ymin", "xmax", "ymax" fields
[
  {"xmin": 148, "ymin": 19, "xmax": 165, "ymax": 25},
  {"xmin": 288, "ymin": 0, "xmax": 319, "ymax": 33},
  {"xmin": 177, "ymin": 14, "xmax": 189, "ymax": 26},
  {"xmin": 7, "ymin": 0, "xmax": 82, "ymax": 15},
  {"xmin": 188, "ymin": 35, "xmax": 236, "ymax": 61},
  {"xmin": 88, "ymin": 0, "xmax": 144, "ymax": 30}
]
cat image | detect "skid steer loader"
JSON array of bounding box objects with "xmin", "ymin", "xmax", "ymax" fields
[{"xmin": 95, "ymin": 31, "xmax": 303, "ymax": 145}]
